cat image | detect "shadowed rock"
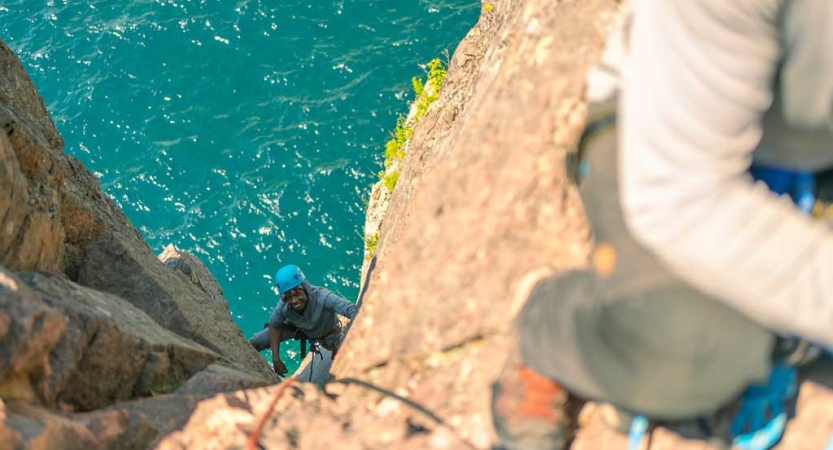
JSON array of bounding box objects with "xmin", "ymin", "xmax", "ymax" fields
[
  {"xmin": 0, "ymin": 39, "xmax": 275, "ymax": 382},
  {"xmin": 1, "ymin": 392, "xmax": 219, "ymax": 450},
  {"xmin": 0, "ymin": 269, "xmax": 67, "ymax": 405},
  {"xmin": 174, "ymin": 363, "xmax": 270, "ymax": 396},
  {"xmin": 158, "ymin": 244, "xmax": 226, "ymax": 307},
  {"xmin": 74, "ymin": 232, "xmax": 276, "ymax": 382},
  {"xmin": 1, "ymin": 267, "xmax": 220, "ymax": 411}
]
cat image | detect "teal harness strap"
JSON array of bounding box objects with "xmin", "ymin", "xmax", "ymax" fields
[
  {"xmin": 728, "ymin": 165, "xmax": 815, "ymax": 450},
  {"xmin": 730, "ymin": 364, "xmax": 797, "ymax": 450},
  {"xmin": 824, "ymin": 434, "xmax": 833, "ymax": 450},
  {"xmin": 628, "ymin": 415, "xmax": 649, "ymax": 450}
]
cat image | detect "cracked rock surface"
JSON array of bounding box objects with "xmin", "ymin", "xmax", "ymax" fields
[
  {"xmin": 0, "ymin": 37, "xmax": 276, "ymax": 449},
  {"xmin": 1, "ymin": 267, "xmax": 220, "ymax": 411},
  {"xmin": 0, "ymin": 39, "xmax": 275, "ymax": 382}
]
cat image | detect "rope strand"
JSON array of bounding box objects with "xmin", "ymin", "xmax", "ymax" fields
[{"xmin": 247, "ymin": 375, "xmax": 297, "ymax": 450}]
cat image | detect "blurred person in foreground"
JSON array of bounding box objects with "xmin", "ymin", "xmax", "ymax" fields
[{"xmin": 492, "ymin": 1, "xmax": 833, "ymax": 449}]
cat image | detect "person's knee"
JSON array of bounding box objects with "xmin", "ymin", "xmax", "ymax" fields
[
  {"xmin": 249, "ymin": 328, "xmax": 271, "ymax": 351},
  {"xmin": 588, "ymin": 286, "xmax": 773, "ymax": 419},
  {"xmin": 518, "ymin": 269, "xmax": 772, "ymax": 419}
]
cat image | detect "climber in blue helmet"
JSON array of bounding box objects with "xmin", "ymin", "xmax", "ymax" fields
[{"xmin": 249, "ymin": 264, "xmax": 358, "ymax": 376}]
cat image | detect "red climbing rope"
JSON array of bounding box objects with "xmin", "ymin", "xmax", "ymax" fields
[{"xmin": 247, "ymin": 375, "xmax": 297, "ymax": 450}]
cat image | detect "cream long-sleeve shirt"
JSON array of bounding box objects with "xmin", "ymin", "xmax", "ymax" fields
[{"xmin": 618, "ymin": 0, "xmax": 833, "ymax": 346}]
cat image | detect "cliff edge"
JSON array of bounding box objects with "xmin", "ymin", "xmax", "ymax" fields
[{"xmin": 0, "ymin": 38, "xmax": 277, "ymax": 449}]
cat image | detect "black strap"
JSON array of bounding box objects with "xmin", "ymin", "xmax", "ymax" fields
[{"xmin": 568, "ymin": 109, "xmax": 617, "ymax": 184}]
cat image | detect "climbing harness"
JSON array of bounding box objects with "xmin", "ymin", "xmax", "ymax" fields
[
  {"xmin": 730, "ymin": 364, "xmax": 797, "ymax": 450},
  {"xmin": 750, "ymin": 165, "xmax": 816, "ymax": 214},
  {"xmin": 724, "ymin": 166, "xmax": 816, "ymax": 450},
  {"xmin": 306, "ymin": 340, "xmax": 323, "ymax": 382},
  {"xmin": 569, "ymin": 109, "xmax": 617, "ymax": 184},
  {"xmin": 624, "ymin": 165, "xmax": 823, "ymax": 450}
]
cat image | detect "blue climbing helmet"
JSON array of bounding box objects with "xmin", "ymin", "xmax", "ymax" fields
[{"xmin": 275, "ymin": 264, "xmax": 306, "ymax": 294}]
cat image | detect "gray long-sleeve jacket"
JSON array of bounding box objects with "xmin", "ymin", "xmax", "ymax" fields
[
  {"xmin": 269, "ymin": 279, "xmax": 357, "ymax": 340},
  {"xmin": 613, "ymin": 0, "xmax": 833, "ymax": 346}
]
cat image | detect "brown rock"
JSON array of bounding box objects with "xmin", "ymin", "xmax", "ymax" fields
[
  {"xmin": 0, "ymin": 399, "xmax": 101, "ymax": 450},
  {"xmin": 158, "ymin": 244, "xmax": 226, "ymax": 307},
  {"xmin": 0, "ymin": 104, "xmax": 65, "ymax": 273},
  {"xmin": 0, "ymin": 267, "xmax": 222, "ymax": 411},
  {"xmin": 0, "ymin": 42, "xmax": 63, "ymax": 153},
  {"xmin": 0, "ymin": 38, "xmax": 275, "ymax": 383},
  {"xmin": 156, "ymin": 383, "xmax": 358, "ymax": 450},
  {"xmin": 75, "ymin": 233, "xmax": 276, "ymax": 382},
  {"xmin": 174, "ymin": 363, "xmax": 270, "ymax": 396},
  {"xmin": 1, "ymin": 392, "xmax": 219, "ymax": 450},
  {"xmin": 0, "ymin": 41, "xmax": 68, "ymax": 273},
  {"xmin": 0, "ymin": 269, "xmax": 66, "ymax": 405}
]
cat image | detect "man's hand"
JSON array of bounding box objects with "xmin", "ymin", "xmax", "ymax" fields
[
  {"xmin": 269, "ymin": 326, "xmax": 286, "ymax": 376},
  {"xmin": 273, "ymin": 359, "xmax": 288, "ymax": 376}
]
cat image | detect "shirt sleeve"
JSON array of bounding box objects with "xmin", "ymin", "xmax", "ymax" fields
[
  {"xmin": 321, "ymin": 289, "xmax": 358, "ymax": 319},
  {"xmin": 620, "ymin": 0, "xmax": 833, "ymax": 347},
  {"xmin": 269, "ymin": 304, "xmax": 286, "ymax": 328}
]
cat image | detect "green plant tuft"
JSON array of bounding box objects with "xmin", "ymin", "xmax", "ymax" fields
[
  {"xmin": 378, "ymin": 58, "xmax": 447, "ymax": 192},
  {"xmin": 383, "ymin": 115, "xmax": 413, "ymax": 169},
  {"xmin": 382, "ymin": 170, "xmax": 400, "ymax": 192},
  {"xmin": 364, "ymin": 233, "xmax": 378, "ymax": 260}
]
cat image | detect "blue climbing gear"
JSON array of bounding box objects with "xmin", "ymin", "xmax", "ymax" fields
[
  {"xmin": 275, "ymin": 264, "xmax": 305, "ymax": 294},
  {"xmin": 726, "ymin": 166, "xmax": 815, "ymax": 450},
  {"xmin": 730, "ymin": 364, "xmax": 797, "ymax": 450},
  {"xmin": 628, "ymin": 415, "xmax": 649, "ymax": 450},
  {"xmin": 750, "ymin": 165, "xmax": 816, "ymax": 214}
]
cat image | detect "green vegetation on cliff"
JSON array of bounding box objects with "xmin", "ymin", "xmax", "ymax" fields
[{"xmin": 380, "ymin": 58, "xmax": 447, "ymax": 192}]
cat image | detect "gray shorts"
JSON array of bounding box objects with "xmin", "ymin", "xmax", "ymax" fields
[{"xmin": 518, "ymin": 125, "xmax": 774, "ymax": 419}]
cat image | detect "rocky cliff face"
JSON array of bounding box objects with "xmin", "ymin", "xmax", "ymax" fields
[
  {"xmin": 0, "ymin": 39, "xmax": 276, "ymax": 449},
  {"xmin": 3, "ymin": 0, "xmax": 832, "ymax": 449}
]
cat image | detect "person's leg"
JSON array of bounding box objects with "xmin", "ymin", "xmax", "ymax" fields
[
  {"xmin": 530, "ymin": 126, "xmax": 773, "ymax": 418},
  {"xmin": 494, "ymin": 120, "xmax": 775, "ymax": 448},
  {"xmin": 249, "ymin": 324, "xmax": 297, "ymax": 352},
  {"xmin": 519, "ymin": 268, "xmax": 773, "ymax": 419}
]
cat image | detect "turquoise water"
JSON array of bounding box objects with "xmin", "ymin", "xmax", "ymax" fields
[{"xmin": 2, "ymin": 0, "xmax": 478, "ymax": 369}]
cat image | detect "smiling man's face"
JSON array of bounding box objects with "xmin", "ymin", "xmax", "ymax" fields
[{"xmin": 283, "ymin": 286, "xmax": 308, "ymax": 311}]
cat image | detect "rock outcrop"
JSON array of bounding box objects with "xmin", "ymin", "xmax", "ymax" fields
[
  {"xmin": 0, "ymin": 37, "xmax": 275, "ymax": 449},
  {"xmin": 1, "ymin": 268, "xmax": 221, "ymax": 411},
  {"xmin": 0, "ymin": 40, "xmax": 275, "ymax": 383},
  {"xmin": 0, "ymin": 262, "xmax": 276, "ymax": 448},
  {"xmin": 1, "ymin": 391, "xmax": 222, "ymax": 450}
]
